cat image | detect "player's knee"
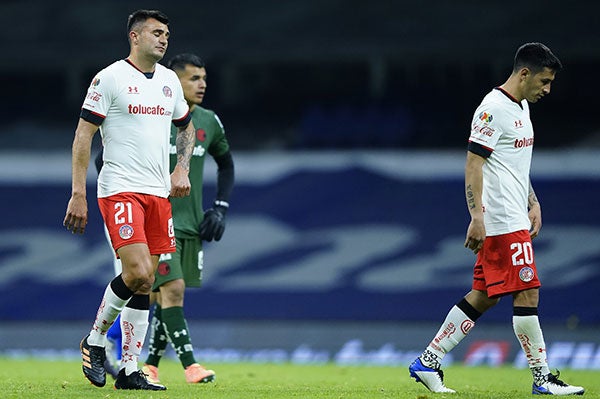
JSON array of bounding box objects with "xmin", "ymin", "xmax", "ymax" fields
[
  {"xmin": 138, "ymin": 279, "xmax": 154, "ymax": 294},
  {"xmin": 122, "ymin": 264, "xmax": 155, "ymax": 292},
  {"xmin": 123, "ymin": 275, "xmax": 152, "ymax": 292},
  {"xmin": 160, "ymin": 279, "xmax": 185, "ymax": 306}
]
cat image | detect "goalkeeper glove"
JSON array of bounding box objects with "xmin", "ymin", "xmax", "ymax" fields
[{"xmin": 199, "ymin": 201, "xmax": 228, "ymax": 241}]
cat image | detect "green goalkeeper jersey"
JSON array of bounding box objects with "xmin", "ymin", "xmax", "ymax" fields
[{"xmin": 169, "ymin": 106, "xmax": 230, "ymax": 238}]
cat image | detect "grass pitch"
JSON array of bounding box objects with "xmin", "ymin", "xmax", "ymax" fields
[{"xmin": 0, "ymin": 357, "xmax": 597, "ymax": 398}]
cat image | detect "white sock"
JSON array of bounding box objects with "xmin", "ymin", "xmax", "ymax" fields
[
  {"xmin": 88, "ymin": 284, "xmax": 129, "ymax": 346},
  {"xmin": 513, "ymin": 315, "xmax": 551, "ymax": 383},
  {"xmin": 422, "ymin": 305, "xmax": 475, "ymax": 368},
  {"xmin": 120, "ymin": 306, "xmax": 150, "ymax": 375}
]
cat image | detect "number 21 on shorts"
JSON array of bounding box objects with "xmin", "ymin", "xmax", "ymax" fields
[
  {"xmin": 114, "ymin": 202, "xmax": 133, "ymax": 224},
  {"xmin": 510, "ymin": 241, "xmax": 533, "ymax": 266}
]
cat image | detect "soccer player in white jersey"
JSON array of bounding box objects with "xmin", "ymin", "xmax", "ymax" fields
[
  {"xmin": 63, "ymin": 9, "xmax": 196, "ymax": 391},
  {"xmin": 409, "ymin": 43, "xmax": 585, "ymax": 395}
]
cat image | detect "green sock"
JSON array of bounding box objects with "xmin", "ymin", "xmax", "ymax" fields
[
  {"xmin": 144, "ymin": 304, "xmax": 168, "ymax": 366},
  {"xmin": 162, "ymin": 306, "xmax": 196, "ymax": 368}
]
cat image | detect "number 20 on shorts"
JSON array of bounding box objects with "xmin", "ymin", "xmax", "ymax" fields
[{"xmin": 510, "ymin": 241, "xmax": 533, "ymax": 266}]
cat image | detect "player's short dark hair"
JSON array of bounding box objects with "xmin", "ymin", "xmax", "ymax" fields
[
  {"xmin": 513, "ymin": 42, "xmax": 562, "ymax": 74},
  {"xmin": 168, "ymin": 53, "xmax": 206, "ymax": 71},
  {"xmin": 127, "ymin": 9, "xmax": 169, "ymax": 33}
]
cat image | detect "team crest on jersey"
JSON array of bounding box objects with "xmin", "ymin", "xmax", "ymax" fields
[
  {"xmin": 519, "ymin": 267, "xmax": 535, "ymax": 282},
  {"xmin": 478, "ymin": 111, "xmax": 493, "ymax": 123},
  {"xmin": 119, "ymin": 224, "xmax": 134, "ymax": 240},
  {"xmin": 163, "ymin": 86, "xmax": 172, "ymax": 98}
]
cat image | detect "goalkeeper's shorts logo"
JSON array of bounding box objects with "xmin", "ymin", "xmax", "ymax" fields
[
  {"xmin": 119, "ymin": 224, "xmax": 134, "ymax": 240},
  {"xmin": 158, "ymin": 262, "xmax": 171, "ymax": 276},
  {"xmin": 519, "ymin": 267, "xmax": 535, "ymax": 282}
]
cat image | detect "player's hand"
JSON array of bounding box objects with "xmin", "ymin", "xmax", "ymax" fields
[
  {"xmin": 170, "ymin": 164, "xmax": 191, "ymax": 197},
  {"xmin": 199, "ymin": 204, "xmax": 227, "ymax": 242},
  {"xmin": 63, "ymin": 194, "xmax": 88, "ymax": 235},
  {"xmin": 464, "ymin": 218, "xmax": 486, "ymax": 254},
  {"xmin": 528, "ymin": 203, "xmax": 542, "ymax": 239}
]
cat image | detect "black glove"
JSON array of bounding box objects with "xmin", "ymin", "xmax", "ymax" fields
[{"xmin": 199, "ymin": 202, "xmax": 228, "ymax": 242}]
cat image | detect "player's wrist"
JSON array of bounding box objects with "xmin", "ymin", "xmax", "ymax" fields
[
  {"xmin": 470, "ymin": 213, "xmax": 484, "ymax": 222},
  {"xmin": 214, "ymin": 200, "xmax": 229, "ymax": 208},
  {"xmin": 173, "ymin": 162, "xmax": 190, "ymax": 173},
  {"xmin": 214, "ymin": 200, "xmax": 229, "ymax": 214}
]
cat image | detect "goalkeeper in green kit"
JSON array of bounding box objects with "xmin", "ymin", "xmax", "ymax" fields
[{"xmin": 97, "ymin": 53, "xmax": 234, "ymax": 384}]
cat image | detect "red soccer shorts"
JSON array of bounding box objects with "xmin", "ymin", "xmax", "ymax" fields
[
  {"xmin": 472, "ymin": 229, "xmax": 541, "ymax": 298},
  {"xmin": 98, "ymin": 192, "xmax": 176, "ymax": 257}
]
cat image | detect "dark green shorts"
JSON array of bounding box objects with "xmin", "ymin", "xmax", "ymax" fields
[{"xmin": 153, "ymin": 236, "xmax": 203, "ymax": 291}]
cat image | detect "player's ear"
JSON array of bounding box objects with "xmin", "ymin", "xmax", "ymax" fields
[
  {"xmin": 129, "ymin": 30, "xmax": 138, "ymax": 44},
  {"xmin": 518, "ymin": 67, "xmax": 530, "ymax": 82}
]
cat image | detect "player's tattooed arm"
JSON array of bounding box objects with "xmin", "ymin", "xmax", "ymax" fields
[
  {"xmin": 528, "ymin": 180, "xmax": 540, "ymax": 209},
  {"xmin": 170, "ymin": 121, "xmax": 195, "ymax": 198},
  {"xmin": 466, "ymin": 184, "xmax": 476, "ymax": 210},
  {"xmin": 528, "ymin": 179, "xmax": 542, "ymax": 239},
  {"xmin": 176, "ymin": 121, "xmax": 195, "ymax": 171},
  {"xmin": 464, "ymin": 151, "xmax": 486, "ymax": 253},
  {"xmin": 464, "ymin": 151, "xmax": 485, "ymax": 215}
]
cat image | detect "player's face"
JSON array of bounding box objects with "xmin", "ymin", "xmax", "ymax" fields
[
  {"xmin": 177, "ymin": 65, "xmax": 207, "ymax": 107},
  {"xmin": 133, "ymin": 18, "xmax": 170, "ymax": 62},
  {"xmin": 523, "ymin": 67, "xmax": 556, "ymax": 103}
]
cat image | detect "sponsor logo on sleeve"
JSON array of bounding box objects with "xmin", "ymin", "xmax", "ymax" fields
[
  {"xmin": 472, "ymin": 124, "xmax": 495, "ymax": 137},
  {"xmin": 86, "ymin": 91, "xmax": 102, "ymax": 102},
  {"xmin": 478, "ymin": 111, "xmax": 493, "ymax": 123}
]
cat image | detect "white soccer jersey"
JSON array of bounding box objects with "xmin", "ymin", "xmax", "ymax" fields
[
  {"xmin": 82, "ymin": 60, "xmax": 190, "ymax": 198},
  {"xmin": 469, "ymin": 88, "xmax": 534, "ymax": 236}
]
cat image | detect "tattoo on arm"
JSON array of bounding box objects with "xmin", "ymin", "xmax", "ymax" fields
[
  {"xmin": 528, "ymin": 181, "xmax": 539, "ymax": 208},
  {"xmin": 466, "ymin": 184, "xmax": 476, "ymax": 210},
  {"xmin": 176, "ymin": 125, "xmax": 194, "ymax": 170}
]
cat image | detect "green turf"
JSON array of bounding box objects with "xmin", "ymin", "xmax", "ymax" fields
[{"xmin": 0, "ymin": 358, "xmax": 597, "ymax": 398}]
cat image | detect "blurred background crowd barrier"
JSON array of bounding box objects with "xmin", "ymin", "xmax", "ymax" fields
[
  {"xmin": 1, "ymin": 151, "xmax": 598, "ymax": 367},
  {"xmin": 1, "ymin": 0, "xmax": 599, "ymax": 367}
]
